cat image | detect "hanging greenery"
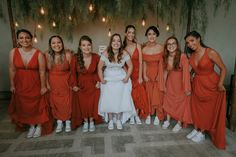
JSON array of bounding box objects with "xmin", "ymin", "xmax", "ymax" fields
[{"xmin": 0, "ymin": 0, "xmax": 233, "ymax": 40}]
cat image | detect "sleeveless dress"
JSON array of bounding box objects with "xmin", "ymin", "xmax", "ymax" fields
[
  {"xmin": 142, "ymin": 53, "xmax": 164, "ymax": 120},
  {"xmin": 189, "ymin": 48, "xmax": 226, "ymax": 149},
  {"xmin": 98, "ymin": 54, "xmax": 136, "ymax": 124},
  {"xmin": 48, "ymin": 55, "xmax": 72, "ymax": 121},
  {"xmin": 8, "ymin": 48, "xmax": 52, "ymax": 135},
  {"xmin": 163, "ymin": 54, "xmax": 192, "ymax": 126},
  {"xmin": 130, "ymin": 47, "xmax": 149, "ymax": 118}
]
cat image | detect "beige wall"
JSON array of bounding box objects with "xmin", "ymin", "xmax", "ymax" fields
[{"xmin": 0, "ymin": 0, "xmax": 236, "ymax": 91}]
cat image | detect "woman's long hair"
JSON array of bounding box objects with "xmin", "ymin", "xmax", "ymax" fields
[
  {"xmin": 184, "ymin": 31, "xmax": 208, "ymax": 54},
  {"xmin": 123, "ymin": 25, "xmax": 136, "ymax": 48},
  {"xmin": 47, "ymin": 35, "xmax": 65, "ymax": 69},
  {"xmin": 107, "ymin": 33, "xmax": 123, "ymax": 63},
  {"xmin": 76, "ymin": 35, "xmax": 92, "ymax": 72},
  {"xmin": 163, "ymin": 36, "xmax": 181, "ymax": 70}
]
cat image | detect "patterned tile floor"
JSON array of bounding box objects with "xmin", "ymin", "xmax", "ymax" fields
[{"xmin": 0, "ymin": 100, "xmax": 235, "ymax": 157}]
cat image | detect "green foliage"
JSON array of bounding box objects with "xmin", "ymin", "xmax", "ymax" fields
[{"xmin": 2, "ymin": 0, "xmax": 233, "ymax": 40}]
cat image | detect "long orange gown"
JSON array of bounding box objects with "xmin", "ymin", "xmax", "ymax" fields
[
  {"xmin": 142, "ymin": 52, "xmax": 164, "ymax": 120},
  {"xmin": 130, "ymin": 47, "xmax": 149, "ymax": 118},
  {"xmin": 8, "ymin": 48, "xmax": 53, "ymax": 135},
  {"xmin": 163, "ymin": 54, "xmax": 192, "ymax": 125},
  {"xmin": 48, "ymin": 55, "xmax": 72, "ymax": 121},
  {"xmin": 71, "ymin": 53, "xmax": 102, "ymax": 129},
  {"xmin": 189, "ymin": 48, "xmax": 226, "ymax": 149}
]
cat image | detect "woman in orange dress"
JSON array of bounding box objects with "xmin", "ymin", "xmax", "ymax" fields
[
  {"xmin": 45, "ymin": 35, "xmax": 73, "ymax": 133},
  {"xmin": 185, "ymin": 31, "xmax": 226, "ymax": 149},
  {"xmin": 142, "ymin": 26, "xmax": 164, "ymax": 125},
  {"xmin": 8, "ymin": 29, "xmax": 51, "ymax": 138},
  {"xmin": 162, "ymin": 36, "xmax": 192, "ymax": 132},
  {"xmin": 72, "ymin": 35, "xmax": 101, "ymax": 132},
  {"xmin": 123, "ymin": 25, "xmax": 149, "ymax": 124}
]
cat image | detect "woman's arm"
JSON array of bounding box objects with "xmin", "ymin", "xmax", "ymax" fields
[
  {"xmin": 38, "ymin": 52, "xmax": 47, "ymax": 95},
  {"xmin": 137, "ymin": 44, "xmax": 143, "ymax": 84},
  {"xmin": 9, "ymin": 49, "xmax": 16, "ymax": 93}
]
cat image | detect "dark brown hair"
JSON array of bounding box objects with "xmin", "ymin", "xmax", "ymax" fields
[
  {"xmin": 163, "ymin": 36, "xmax": 181, "ymax": 70},
  {"xmin": 107, "ymin": 33, "xmax": 123, "ymax": 63},
  {"xmin": 123, "ymin": 25, "xmax": 136, "ymax": 48}
]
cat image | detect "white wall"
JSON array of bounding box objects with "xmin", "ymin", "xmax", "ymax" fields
[{"xmin": 0, "ymin": 0, "xmax": 235, "ymax": 91}]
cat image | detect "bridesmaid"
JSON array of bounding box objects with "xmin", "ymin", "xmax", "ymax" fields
[
  {"xmin": 162, "ymin": 36, "xmax": 192, "ymax": 132},
  {"xmin": 123, "ymin": 25, "xmax": 149, "ymax": 124},
  {"xmin": 142, "ymin": 26, "xmax": 165, "ymax": 125},
  {"xmin": 8, "ymin": 29, "xmax": 50, "ymax": 138},
  {"xmin": 45, "ymin": 35, "xmax": 73, "ymax": 133},
  {"xmin": 71, "ymin": 35, "xmax": 101, "ymax": 132},
  {"xmin": 185, "ymin": 31, "xmax": 226, "ymax": 149}
]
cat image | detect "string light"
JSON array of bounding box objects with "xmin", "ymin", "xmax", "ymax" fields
[
  {"xmin": 68, "ymin": 15, "xmax": 72, "ymax": 21},
  {"xmin": 52, "ymin": 21, "xmax": 56, "ymax": 27},
  {"xmin": 166, "ymin": 24, "xmax": 170, "ymax": 31},
  {"xmin": 108, "ymin": 28, "xmax": 111, "ymax": 37},
  {"xmin": 40, "ymin": 7, "xmax": 45, "ymax": 15},
  {"xmin": 141, "ymin": 18, "xmax": 146, "ymax": 26},
  {"xmin": 89, "ymin": 4, "xmax": 93, "ymax": 12},
  {"xmin": 33, "ymin": 34, "xmax": 38, "ymax": 43},
  {"xmin": 15, "ymin": 22, "xmax": 19, "ymax": 27},
  {"xmin": 102, "ymin": 17, "xmax": 106, "ymax": 22},
  {"xmin": 37, "ymin": 24, "xmax": 42, "ymax": 29}
]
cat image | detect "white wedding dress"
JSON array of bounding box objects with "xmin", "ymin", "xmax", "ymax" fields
[{"xmin": 98, "ymin": 54, "xmax": 136, "ymax": 124}]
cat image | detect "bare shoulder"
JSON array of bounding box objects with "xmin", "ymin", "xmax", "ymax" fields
[
  {"xmin": 102, "ymin": 51, "xmax": 109, "ymax": 58},
  {"xmin": 122, "ymin": 50, "xmax": 129, "ymax": 56},
  {"xmin": 208, "ymin": 48, "xmax": 220, "ymax": 59},
  {"xmin": 9, "ymin": 48, "xmax": 16, "ymax": 55}
]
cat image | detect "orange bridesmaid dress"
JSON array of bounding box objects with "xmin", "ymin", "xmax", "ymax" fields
[
  {"xmin": 8, "ymin": 48, "xmax": 52, "ymax": 135},
  {"xmin": 130, "ymin": 47, "xmax": 149, "ymax": 118},
  {"xmin": 142, "ymin": 52, "xmax": 164, "ymax": 120},
  {"xmin": 48, "ymin": 55, "xmax": 72, "ymax": 121},
  {"xmin": 163, "ymin": 54, "xmax": 192, "ymax": 125},
  {"xmin": 189, "ymin": 48, "xmax": 226, "ymax": 149},
  {"xmin": 71, "ymin": 53, "xmax": 102, "ymax": 129}
]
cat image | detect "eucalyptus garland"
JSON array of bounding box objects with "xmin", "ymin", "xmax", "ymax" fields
[{"xmin": 0, "ymin": 0, "xmax": 233, "ymax": 40}]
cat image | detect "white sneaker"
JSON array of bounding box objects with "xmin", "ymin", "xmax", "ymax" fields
[
  {"xmin": 65, "ymin": 120, "xmax": 71, "ymax": 132},
  {"xmin": 55, "ymin": 120, "xmax": 63, "ymax": 133},
  {"xmin": 83, "ymin": 122, "xmax": 89, "ymax": 132},
  {"xmin": 191, "ymin": 132, "xmax": 205, "ymax": 143},
  {"xmin": 116, "ymin": 120, "xmax": 123, "ymax": 130},
  {"xmin": 129, "ymin": 117, "xmax": 135, "ymax": 125},
  {"xmin": 186, "ymin": 129, "xmax": 198, "ymax": 139},
  {"xmin": 145, "ymin": 116, "xmax": 151, "ymax": 125},
  {"xmin": 27, "ymin": 125, "xmax": 35, "ymax": 138},
  {"xmin": 135, "ymin": 116, "xmax": 142, "ymax": 125},
  {"xmin": 153, "ymin": 116, "xmax": 160, "ymax": 125},
  {"xmin": 33, "ymin": 125, "xmax": 41, "ymax": 138},
  {"xmin": 162, "ymin": 120, "xmax": 170, "ymax": 129},
  {"xmin": 172, "ymin": 123, "xmax": 182, "ymax": 133},
  {"xmin": 108, "ymin": 120, "xmax": 114, "ymax": 130},
  {"xmin": 89, "ymin": 121, "xmax": 95, "ymax": 132}
]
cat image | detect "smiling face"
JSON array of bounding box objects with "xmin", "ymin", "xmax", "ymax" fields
[
  {"xmin": 111, "ymin": 35, "xmax": 121, "ymax": 50},
  {"xmin": 80, "ymin": 40, "xmax": 92, "ymax": 55},
  {"xmin": 167, "ymin": 38, "xmax": 177, "ymax": 54},
  {"xmin": 17, "ymin": 32, "xmax": 33, "ymax": 48},
  {"xmin": 50, "ymin": 37, "xmax": 63, "ymax": 53},
  {"xmin": 146, "ymin": 29, "xmax": 157, "ymax": 43},
  {"xmin": 185, "ymin": 35, "xmax": 200, "ymax": 51},
  {"xmin": 125, "ymin": 27, "xmax": 135, "ymax": 41}
]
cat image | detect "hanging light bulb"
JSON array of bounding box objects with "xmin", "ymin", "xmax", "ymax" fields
[
  {"xmin": 15, "ymin": 21, "xmax": 19, "ymax": 27},
  {"xmin": 40, "ymin": 7, "xmax": 45, "ymax": 15},
  {"xmin": 37, "ymin": 24, "xmax": 42, "ymax": 29},
  {"xmin": 34, "ymin": 34, "xmax": 38, "ymax": 43},
  {"xmin": 166, "ymin": 24, "xmax": 170, "ymax": 31},
  {"xmin": 142, "ymin": 18, "xmax": 146, "ymax": 26},
  {"xmin": 68, "ymin": 15, "xmax": 72, "ymax": 21},
  {"xmin": 89, "ymin": 4, "xmax": 93, "ymax": 12},
  {"xmin": 52, "ymin": 21, "xmax": 56, "ymax": 27},
  {"xmin": 102, "ymin": 17, "xmax": 106, "ymax": 22},
  {"xmin": 108, "ymin": 28, "xmax": 111, "ymax": 37}
]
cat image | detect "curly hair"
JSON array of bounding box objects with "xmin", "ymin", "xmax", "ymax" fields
[{"xmin": 76, "ymin": 35, "xmax": 92, "ymax": 72}]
